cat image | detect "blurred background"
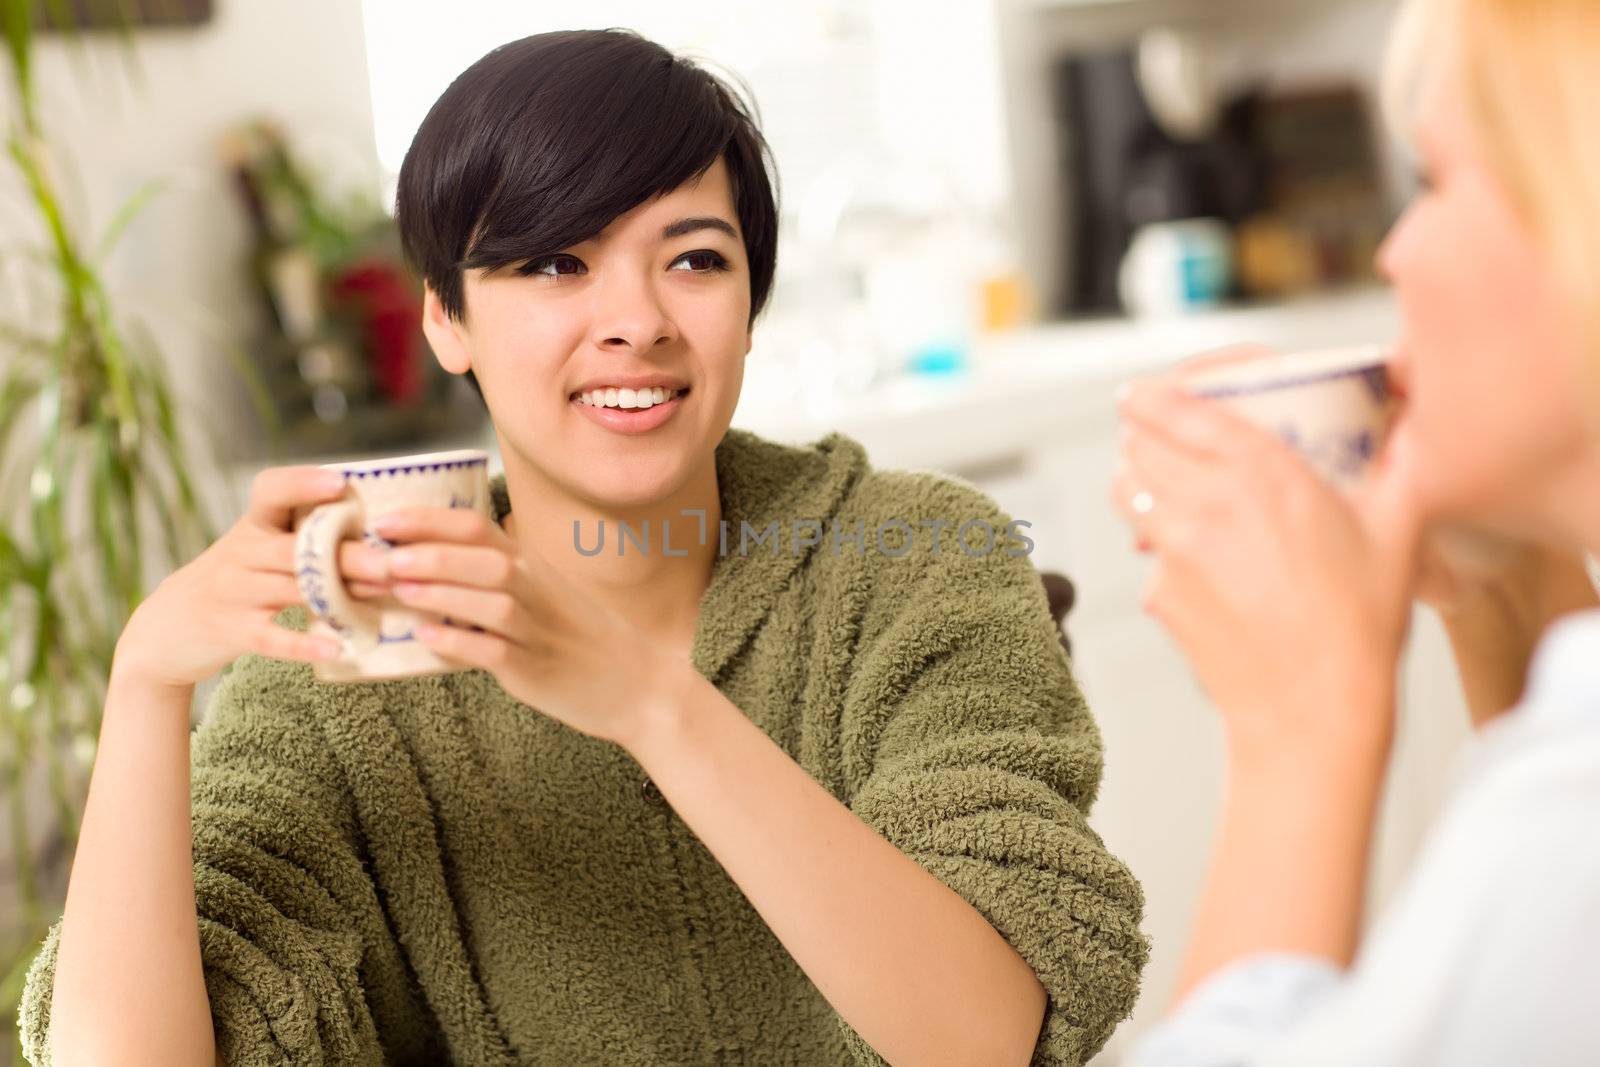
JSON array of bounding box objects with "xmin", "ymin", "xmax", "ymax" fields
[{"xmin": 0, "ymin": 0, "xmax": 1471, "ymax": 1061}]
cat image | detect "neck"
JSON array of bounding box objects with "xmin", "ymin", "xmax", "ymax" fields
[{"xmin": 497, "ymin": 447, "xmax": 722, "ymax": 649}]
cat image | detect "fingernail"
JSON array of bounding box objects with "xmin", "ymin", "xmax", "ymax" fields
[
  {"xmin": 320, "ymin": 471, "xmax": 347, "ymax": 493},
  {"xmin": 372, "ymin": 514, "xmax": 403, "ymax": 535}
]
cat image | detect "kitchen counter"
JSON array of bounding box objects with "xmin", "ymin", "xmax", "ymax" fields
[{"xmin": 732, "ymin": 285, "xmax": 1400, "ymax": 473}]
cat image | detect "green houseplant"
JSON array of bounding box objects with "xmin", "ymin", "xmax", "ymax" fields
[{"xmin": 0, "ymin": 1, "xmax": 273, "ymax": 1056}]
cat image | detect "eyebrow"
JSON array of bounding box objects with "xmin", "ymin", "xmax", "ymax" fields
[{"xmin": 662, "ymin": 216, "xmax": 738, "ymax": 241}]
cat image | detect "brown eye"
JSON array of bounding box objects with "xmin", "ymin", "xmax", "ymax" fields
[
  {"xmin": 530, "ymin": 254, "xmax": 585, "ymax": 277},
  {"xmin": 671, "ymin": 250, "xmax": 729, "ymax": 273}
]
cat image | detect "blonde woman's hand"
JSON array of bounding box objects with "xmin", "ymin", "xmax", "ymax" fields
[
  {"xmin": 1112, "ymin": 380, "xmax": 1424, "ymax": 761},
  {"xmin": 113, "ymin": 466, "xmax": 395, "ymax": 693}
]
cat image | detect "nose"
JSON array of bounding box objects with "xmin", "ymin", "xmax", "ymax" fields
[
  {"xmin": 1375, "ymin": 229, "xmax": 1398, "ymax": 285},
  {"xmin": 1374, "ymin": 205, "xmax": 1414, "ymax": 286},
  {"xmin": 590, "ymin": 271, "xmax": 677, "ymax": 353}
]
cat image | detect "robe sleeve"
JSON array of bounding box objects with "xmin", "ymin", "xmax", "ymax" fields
[
  {"xmin": 18, "ymin": 649, "xmax": 390, "ymax": 1066},
  {"xmin": 834, "ymin": 473, "xmax": 1149, "ymax": 1066}
]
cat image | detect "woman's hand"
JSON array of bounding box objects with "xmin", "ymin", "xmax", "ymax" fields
[
  {"xmin": 1111, "ymin": 380, "xmax": 1424, "ymax": 761},
  {"xmin": 368, "ymin": 505, "xmax": 681, "ymax": 747},
  {"xmin": 1114, "ymin": 379, "xmax": 1434, "ymax": 989},
  {"xmin": 115, "ymin": 466, "xmax": 394, "ymax": 694}
]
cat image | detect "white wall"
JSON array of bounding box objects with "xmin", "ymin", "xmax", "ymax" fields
[
  {"xmin": 1, "ymin": 0, "xmax": 381, "ymax": 480},
  {"xmin": 362, "ymin": 0, "xmax": 1011, "ymax": 223}
]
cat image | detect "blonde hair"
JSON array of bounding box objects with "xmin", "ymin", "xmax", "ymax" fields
[{"xmin": 1383, "ymin": 0, "xmax": 1600, "ymax": 374}]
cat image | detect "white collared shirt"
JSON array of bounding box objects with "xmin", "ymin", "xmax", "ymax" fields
[{"xmin": 1127, "ymin": 608, "xmax": 1600, "ymax": 1067}]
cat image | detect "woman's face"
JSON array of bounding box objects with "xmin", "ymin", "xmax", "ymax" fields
[
  {"xmin": 426, "ymin": 157, "xmax": 752, "ymax": 509},
  {"xmin": 1377, "ymin": 58, "xmax": 1595, "ymax": 541}
]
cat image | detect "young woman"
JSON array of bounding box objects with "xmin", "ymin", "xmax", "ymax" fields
[
  {"xmin": 20, "ymin": 30, "xmax": 1146, "ymax": 1066},
  {"xmin": 1113, "ymin": 0, "xmax": 1600, "ymax": 1062}
]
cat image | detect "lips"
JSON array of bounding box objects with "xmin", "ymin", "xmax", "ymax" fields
[{"xmin": 569, "ymin": 388, "xmax": 688, "ymax": 435}]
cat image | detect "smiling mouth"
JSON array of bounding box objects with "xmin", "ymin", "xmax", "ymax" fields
[{"xmin": 569, "ymin": 386, "xmax": 691, "ymax": 409}]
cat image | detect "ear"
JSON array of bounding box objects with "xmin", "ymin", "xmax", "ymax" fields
[{"xmin": 422, "ymin": 284, "xmax": 472, "ymax": 375}]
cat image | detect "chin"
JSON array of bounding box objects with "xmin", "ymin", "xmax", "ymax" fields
[
  {"xmin": 1421, "ymin": 469, "xmax": 1550, "ymax": 542},
  {"xmin": 577, "ymin": 464, "xmax": 682, "ymax": 510}
]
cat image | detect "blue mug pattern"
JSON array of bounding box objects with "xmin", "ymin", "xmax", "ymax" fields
[
  {"xmin": 1275, "ymin": 423, "xmax": 1380, "ymax": 481},
  {"xmin": 340, "ymin": 456, "xmax": 487, "ymax": 479},
  {"xmin": 296, "ymin": 507, "xmax": 353, "ymax": 638},
  {"xmin": 302, "ymin": 464, "xmax": 490, "ymax": 646}
]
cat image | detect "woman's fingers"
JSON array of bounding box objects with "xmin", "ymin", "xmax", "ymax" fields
[
  {"xmin": 1122, "ymin": 422, "xmax": 1218, "ymax": 501},
  {"xmin": 1352, "ymin": 421, "xmax": 1428, "ymax": 597},
  {"xmin": 390, "ymin": 581, "xmax": 520, "ymax": 643},
  {"xmin": 1110, "ymin": 461, "xmax": 1155, "ymax": 552},
  {"xmin": 368, "ymin": 505, "xmax": 505, "ymax": 549},
  {"xmin": 243, "ymin": 621, "xmax": 343, "ymax": 662},
  {"xmin": 383, "ymin": 541, "xmax": 516, "ymax": 591},
  {"xmin": 228, "ymin": 570, "xmax": 303, "ymax": 608},
  {"xmin": 257, "ymin": 529, "xmax": 391, "ymax": 584},
  {"xmin": 246, "ymin": 466, "xmax": 347, "ymax": 531},
  {"xmin": 1120, "ymin": 380, "xmax": 1288, "ymax": 464},
  {"xmin": 228, "ymin": 570, "xmax": 389, "ymax": 614},
  {"xmin": 336, "ymin": 540, "xmax": 394, "ymax": 585},
  {"xmin": 1116, "ymin": 417, "xmax": 1249, "ymax": 556}
]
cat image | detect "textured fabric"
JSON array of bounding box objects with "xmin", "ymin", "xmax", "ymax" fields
[
  {"xmin": 1125, "ymin": 608, "xmax": 1600, "ymax": 1067},
  {"xmin": 18, "ymin": 428, "xmax": 1147, "ymax": 1066}
]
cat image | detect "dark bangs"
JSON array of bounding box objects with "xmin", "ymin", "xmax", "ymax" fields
[{"xmin": 395, "ymin": 29, "xmax": 779, "ymax": 328}]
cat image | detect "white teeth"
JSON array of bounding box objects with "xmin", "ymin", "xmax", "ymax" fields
[{"xmin": 578, "ymin": 387, "xmax": 683, "ymax": 409}]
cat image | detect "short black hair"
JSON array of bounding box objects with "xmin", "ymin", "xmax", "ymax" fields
[{"xmin": 395, "ymin": 29, "xmax": 780, "ymax": 403}]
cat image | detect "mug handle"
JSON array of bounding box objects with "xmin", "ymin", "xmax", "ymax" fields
[{"xmin": 294, "ymin": 498, "xmax": 383, "ymax": 654}]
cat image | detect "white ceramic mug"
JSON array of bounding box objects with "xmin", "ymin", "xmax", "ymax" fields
[
  {"xmin": 291, "ymin": 448, "xmax": 491, "ymax": 683},
  {"xmin": 1181, "ymin": 343, "xmax": 1395, "ymax": 489}
]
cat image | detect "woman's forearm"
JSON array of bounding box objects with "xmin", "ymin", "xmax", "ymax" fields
[
  {"xmin": 49, "ymin": 656, "xmax": 216, "ymax": 1067},
  {"xmin": 622, "ymin": 665, "xmax": 1046, "ymax": 1067},
  {"xmin": 1173, "ymin": 696, "xmax": 1394, "ymax": 1005}
]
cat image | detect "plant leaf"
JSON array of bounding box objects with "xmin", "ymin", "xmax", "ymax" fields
[
  {"xmin": 0, "ymin": 525, "xmax": 26, "ymax": 587},
  {"xmin": 94, "ymin": 174, "xmax": 168, "ymax": 264},
  {"xmin": 0, "ymin": 355, "xmax": 42, "ymax": 450},
  {"xmin": 0, "ymin": 0, "xmax": 38, "ymax": 134}
]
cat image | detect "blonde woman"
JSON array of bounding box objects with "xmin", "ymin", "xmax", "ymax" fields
[{"xmin": 1114, "ymin": 0, "xmax": 1600, "ymax": 1063}]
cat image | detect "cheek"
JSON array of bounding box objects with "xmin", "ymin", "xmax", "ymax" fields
[
  {"xmin": 1384, "ymin": 181, "xmax": 1585, "ymax": 515},
  {"xmin": 470, "ymin": 287, "xmax": 581, "ymax": 397},
  {"xmin": 672, "ymin": 284, "xmax": 750, "ymax": 396}
]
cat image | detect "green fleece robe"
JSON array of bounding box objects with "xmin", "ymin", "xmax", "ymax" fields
[{"xmin": 19, "ymin": 428, "xmax": 1147, "ymax": 1066}]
